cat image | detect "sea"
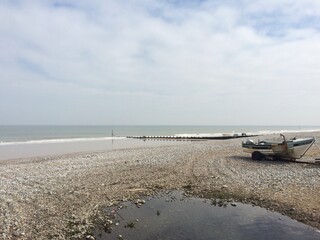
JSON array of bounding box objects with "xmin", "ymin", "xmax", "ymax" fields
[{"xmin": 0, "ymin": 125, "xmax": 319, "ymax": 161}]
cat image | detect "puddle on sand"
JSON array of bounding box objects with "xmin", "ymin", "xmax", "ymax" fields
[{"xmin": 94, "ymin": 191, "xmax": 320, "ymax": 240}]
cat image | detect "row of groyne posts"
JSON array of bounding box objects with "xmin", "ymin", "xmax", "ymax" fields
[
  {"xmin": 125, "ymin": 133, "xmax": 254, "ymax": 140},
  {"xmin": 112, "ymin": 130, "xmax": 320, "ymax": 163}
]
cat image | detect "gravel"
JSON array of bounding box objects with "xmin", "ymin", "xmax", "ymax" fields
[{"xmin": 0, "ymin": 132, "xmax": 319, "ymax": 239}]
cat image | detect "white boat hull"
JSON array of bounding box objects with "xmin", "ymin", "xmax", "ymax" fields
[{"xmin": 242, "ymin": 136, "xmax": 315, "ymax": 160}]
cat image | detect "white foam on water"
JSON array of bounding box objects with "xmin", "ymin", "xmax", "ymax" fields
[
  {"xmin": 257, "ymin": 128, "xmax": 320, "ymax": 135},
  {"xmin": 175, "ymin": 128, "xmax": 320, "ymax": 138},
  {"xmin": 175, "ymin": 133, "xmax": 224, "ymax": 137},
  {"xmin": 1, "ymin": 128, "xmax": 319, "ymax": 146},
  {"xmin": 0, "ymin": 137, "xmax": 126, "ymax": 146}
]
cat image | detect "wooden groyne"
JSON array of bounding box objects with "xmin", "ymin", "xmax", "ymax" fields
[{"xmin": 126, "ymin": 133, "xmax": 258, "ymax": 140}]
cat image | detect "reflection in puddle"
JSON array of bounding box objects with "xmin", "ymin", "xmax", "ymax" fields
[{"xmin": 94, "ymin": 191, "xmax": 320, "ymax": 240}]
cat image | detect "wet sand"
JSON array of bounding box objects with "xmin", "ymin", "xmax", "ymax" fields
[
  {"xmin": 0, "ymin": 132, "xmax": 319, "ymax": 239},
  {"xmin": 0, "ymin": 138, "xmax": 184, "ymax": 161}
]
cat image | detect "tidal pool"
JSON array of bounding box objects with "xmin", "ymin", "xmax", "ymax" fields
[{"xmin": 94, "ymin": 191, "xmax": 320, "ymax": 240}]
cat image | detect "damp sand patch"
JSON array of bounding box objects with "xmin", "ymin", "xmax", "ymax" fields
[{"xmin": 92, "ymin": 191, "xmax": 320, "ymax": 240}]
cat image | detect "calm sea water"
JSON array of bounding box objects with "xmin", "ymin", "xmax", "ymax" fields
[
  {"xmin": 1, "ymin": 125, "xmax": 319, "ymax": 143},
  {"xmin": 0, "ymin": 125, "xmax": 319, "ymax": 161}
]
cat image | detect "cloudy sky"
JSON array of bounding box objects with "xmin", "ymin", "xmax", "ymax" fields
[{"xmin": 1, "ymin": 0, "xmax": 320, "ymax": 125}]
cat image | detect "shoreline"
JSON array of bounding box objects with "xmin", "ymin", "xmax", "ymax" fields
[
  {"xmin": 0, "ymin": 138, "xmax": 184, "ymax": 162},
  {"xmin": 0, "ymin": 131, "xmax": 319, "ymax": 239},
  {"xmin": 1, "ymin": 127, "xmax": 320, "ymax": 144}
]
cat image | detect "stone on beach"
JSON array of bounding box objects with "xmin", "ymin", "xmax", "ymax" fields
[{"xmin": 0, "ymin": 131, "xmax": 319, "ymax": 239}]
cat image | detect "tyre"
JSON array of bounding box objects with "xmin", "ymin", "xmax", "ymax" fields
[{"xmin": 252, "ymin": 151, "xmax": 263, "ymax": 160}]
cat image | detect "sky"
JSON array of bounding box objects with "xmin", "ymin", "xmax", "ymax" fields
[{"xmin": 1, "ymin": 0, "xmax": 320, "ymax": 125}]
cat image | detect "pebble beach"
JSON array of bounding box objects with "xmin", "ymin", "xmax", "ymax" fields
[{"xmin": 0, "ymin": 132, "xmax": 320, "ymax": 239}]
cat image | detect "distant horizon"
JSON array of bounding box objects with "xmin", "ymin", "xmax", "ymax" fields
[{"xmin": 1, "ymin": 125, "xmax": 319, "ymax": 144}]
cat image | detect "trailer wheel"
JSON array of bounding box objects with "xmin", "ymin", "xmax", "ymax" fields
[{"xmin": 252, "ymin": 151, "xmax": 263, "ymax": 160}]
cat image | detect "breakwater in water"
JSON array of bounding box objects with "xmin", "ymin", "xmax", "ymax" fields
[{"xmin": 126, "ymin": 132, "xmax": 257, "ymax": 140}]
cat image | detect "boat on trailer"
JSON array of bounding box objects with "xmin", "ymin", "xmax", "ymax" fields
[{"xmin": 242, "ymin": 134, "xmax": 315, "ymax": 160}]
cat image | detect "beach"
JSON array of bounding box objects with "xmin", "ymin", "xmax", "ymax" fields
[{"xmin": 0, "ymin": 132, "xmax": 319, "ymax": 239}]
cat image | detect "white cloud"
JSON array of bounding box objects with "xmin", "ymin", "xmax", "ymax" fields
[{"xmin": 0, "ymin": 0, "xmax": 320, "ymax": 125}]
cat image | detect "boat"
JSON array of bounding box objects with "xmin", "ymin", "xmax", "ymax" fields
[{"xmin": 242, "ymin": 134, "xmax": 315, "ymax": 160}]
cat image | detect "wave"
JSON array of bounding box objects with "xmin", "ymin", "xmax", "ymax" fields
[
  {"xmin": 175, "ymin": 128, "xmax": 320, "ymax": 137},
  {"xmin": 0, "ymin": 137, "xmax": 126, "ymax": 146},
  {"xmin": 1, "ymin": 128, "xmax": 319, "ymax": 146},
  {"xmin": 256, "ymin": 128, "xmax": 320, "ymax": 135}
]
